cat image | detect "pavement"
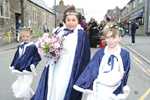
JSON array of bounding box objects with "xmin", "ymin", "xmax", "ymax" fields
[
  {"xmin": 119, "ymin": 35, "xmax": 150, "ymax": 65},
  {"xmin": 0, "ymin": 37, "xmax": 39, "ymax": 52},
  {"xmin": 0, "ymin": 35, "xmax": 150, "ymax": 65}
]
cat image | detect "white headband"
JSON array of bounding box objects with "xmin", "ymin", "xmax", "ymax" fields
[{"xmin": 66, "ymin": 11, "xmax": 78, "ymax": 15}]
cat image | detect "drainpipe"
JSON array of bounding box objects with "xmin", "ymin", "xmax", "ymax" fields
[
  {"xmin": 146, "ymin": 0, "xmax": 149, "ymax": 35},
  {"xmin": 54, "ymin": 0, "xmax": 56, "ymax": 28},
  {"xmin": 21, "ymin": 0, "xmax": 24, "ymax": 24}
]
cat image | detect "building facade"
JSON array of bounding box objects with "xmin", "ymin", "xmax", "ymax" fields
[
  {"xmin": 54, "ymin": 0, "xmax": 85, "ymax": 27},
  {"xmin": 0, "ymin": 0, "xmax": 55, "ymax": 45},
  {"xmin": 105, "ymin": 6, "xmax": 121, "ymax": 23},
  {"xmin": 120, "ymin": 0, "xmax": 150, "ymax": 35}
]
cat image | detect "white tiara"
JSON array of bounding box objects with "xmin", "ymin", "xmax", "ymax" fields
[{"xmin": 66, "ymin": 12, "xmax": 78, "ymax": 15}]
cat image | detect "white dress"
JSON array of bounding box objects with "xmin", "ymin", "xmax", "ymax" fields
[{"xmin": 47, "ymin": 25, "xmax": 83, "ymax": 100}]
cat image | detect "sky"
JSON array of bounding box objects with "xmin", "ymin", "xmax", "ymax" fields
[{"xmin": 43, "ymin": 0, "xmax": 130, "ymax": 23}]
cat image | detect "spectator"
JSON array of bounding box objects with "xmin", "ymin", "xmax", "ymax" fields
[
  {"xmin": 59, "ymin": 20, "xmax": 63, "ymax": 27},
  {"xmin": 16, "ymin": 20, "xmax": 24, "ymax": 42},
  {"xmin": 88, "ymin": 17, "xmax": 98, "ymax": 47},
  {"xmin": 43, "ymin": 23, "xmax": 49, "ymax": 33},
  {"xmin": 131, "ymin": 19, "xmax": 138, "ymax": 45},
  {"xmin": 80, "ymin": 16, "xmax": 86, "ymax": 30}
]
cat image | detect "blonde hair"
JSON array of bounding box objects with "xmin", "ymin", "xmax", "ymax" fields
[
  {"xmin": 20, "ymin": 28, "xmax": 32, "ymax": 35},
  {"xmin": 102, "ymin": 26, "xmax": 121, "ymax": 47}
]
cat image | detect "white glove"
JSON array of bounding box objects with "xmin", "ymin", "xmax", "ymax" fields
[
  {"xmin": 73, "ymin": 85, "xmax": 93, "ymax": 94},
  {"xmin": 9, "ymin": 66, "xmax": 14, "ymax": 70},
  {"xmin": 30, "ymin": 64, "xmax": 36, "ymax": 76}
]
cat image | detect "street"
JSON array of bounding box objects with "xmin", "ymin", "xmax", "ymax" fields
[{"xmin": 0, "ymin": 43, "xmax": 150, "ymax": 100}]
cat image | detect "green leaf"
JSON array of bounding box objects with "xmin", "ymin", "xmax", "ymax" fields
[{"xmin": 34, "ymin": 28, "xmax": 44, "ymax": 37}]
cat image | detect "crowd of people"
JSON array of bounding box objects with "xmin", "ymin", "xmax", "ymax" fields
[{"xmin": 11, "ymin": 5, "xmax": 132, "ymax": 100}]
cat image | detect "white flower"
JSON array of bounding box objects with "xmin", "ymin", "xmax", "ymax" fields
[{"xmin": 106, "ymin": 26, "xmax": 109, "ymax": 29}]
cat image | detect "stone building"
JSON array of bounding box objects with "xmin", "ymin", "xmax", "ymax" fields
[
  {"xmin": 0, "ymin": 0, "xmax": 55, "ymax": 45},
  {"xmin": 54, "ymin": 0, "xmax": 67, "ymax": 26},
  {"xmin": 54, "ymin": 0, "xmax": 85, "ymax": 26},
  {"xmin": 120, "ymin": 0, "xmax": 150, "ymax": 35},
  {"xmin": 105, "ymin": 6, "xmax": 121, "ymax": 23}
]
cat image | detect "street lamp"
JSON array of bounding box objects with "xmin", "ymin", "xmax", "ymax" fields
[{"xmin": 54, "ymin": 0, "xmax": 56, "ymax": 28}]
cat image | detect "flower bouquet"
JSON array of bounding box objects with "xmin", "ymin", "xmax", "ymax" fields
[{"xmin": 35, "ymin": 33, "xmax": 65, "ymax": 63}]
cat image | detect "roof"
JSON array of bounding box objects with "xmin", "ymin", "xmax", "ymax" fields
[{"xmin": 29, "ymin": 0, "xmax": 54, "ymax": 14}]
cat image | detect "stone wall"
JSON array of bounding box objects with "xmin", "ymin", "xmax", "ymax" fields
[
  {"xmin": 0, "ymin": 0, "xmax": 21, "ymax": 45},
  {"xmin": 0, "ymin": 0, "xmax": 55, "ymax": 45}
]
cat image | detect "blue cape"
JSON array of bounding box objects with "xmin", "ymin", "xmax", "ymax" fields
[
  {"xmin": 75, "ymin": 48, "xmax": 131, "ymax": 95},
  {"xmin": 11, "ymin": 44, "xmax": 41, "ymax": 72}
]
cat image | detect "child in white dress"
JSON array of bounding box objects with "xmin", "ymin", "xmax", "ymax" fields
[
  {"xmin": 74, "ymin": 23, "xmax": 131, "ymax": 100},
  {"xmin": 9, "ymin": 27, "xmax": 41, "ymax": 100}
]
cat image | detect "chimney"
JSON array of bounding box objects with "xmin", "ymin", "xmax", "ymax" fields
[{"xmin": 59, "ymin": 0, "xmax": 64, "ymax": 5}]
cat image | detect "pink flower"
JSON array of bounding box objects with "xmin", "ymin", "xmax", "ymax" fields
[
  {"xmin": 53, "ymin": 34, "xmax": 56, "ymax": 37},
  {"xmin": 49, "ymin": 48, "xmax": 53, "ymax": 52},
  {"xmin": 38, "ymin": 48, "xmax": 44, "ymax": 54},
  {"xmin": 47, "ymin": 53, "xmax": 52, "ymax": 57},
  {"xmin": 41, "ymin": 42, "xmax": 45, "ymax": 48},
  {"xmin": 35, "ymin": 41, "xmax": 40, "ymax": 48},
  {"xmin": 58, "ymin": 41, "xmax": 61, "ymax": 44},
  {"xmin": 55, "ymin": 50, "xmax": 59, "ymax": 54},
  {"xmin": 39, "ymin": 37, "xmax": 43, "ymax": 42},
  {"xmin": 50, "ymin": 44, "xmax": 53, "ymax": 46},
  {"xmin": 53, "ymin": 38, "xmax": 57, "ymax": 42},
  {"xmin": 60, "ymin": 48, "xmax": 63, "ymax": 50},
  {"xmin": 54, "ymin": 42, "xmax": 60, "ymax": 48},
  {"xmin": 43, "ymin": 33, "xmax": 49, "ymax": 38},
  {"xmin": 56, "ymin": 54, "xmax": 59, "ymax": 57},
  {"xmin": 45, "ymin": 38, "xmax": 52, "ymax": 44},
  {"xmin": 57, "ymin": 36, "xmax": 60, "ymax": 39},
  {"xmin": 41, "ymin": 51, "xmax": 46, "ymax": 56},
  {"xmin": 54, "ymin": 57, "xmax": 58, "ymax": 61}
]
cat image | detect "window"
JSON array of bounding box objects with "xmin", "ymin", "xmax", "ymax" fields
[
  {"xmin": 127, "ymin": 6, "xmax": 129, "ymax": 12},
  {"xmin": 33, "ymin": 7, "xmax": 37, "ymax": 23},
  {"xmin": 125, "ymin": 9, "xmax": 127, "ymax": 14},
  {"xmin": 139, "ymin": 0, "xmax": 142, "ymax": 4},
  {"xmin": 133, "ymin": 1, "xmax": 135, "ymax": 8},
  {"xmin": 113, "ymin": 10, "xmax": 116, "ymax": 13},
  {"xmin": 0, "ymin": 0, "xmax": 9, "ymax": 18},
  {"xmin": 43, "ymin": 12, "xmax": 46, "ymax": 25}
]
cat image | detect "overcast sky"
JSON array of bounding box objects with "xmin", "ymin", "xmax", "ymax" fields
[{"xmin": 43, "ymin": 0, "xmax": 130, "ymax": 23}]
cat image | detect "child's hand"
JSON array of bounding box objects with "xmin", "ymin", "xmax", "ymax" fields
[
  {"xmin": 30, "ymin": 64, "xmax": 36, "ymax": 76},
  {"xmin": 120, "ymin": 71, "xmax": 125, "ymax": 79}
]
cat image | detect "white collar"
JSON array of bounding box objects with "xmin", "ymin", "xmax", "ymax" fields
[
  {"xmin": 20, "ymin": 42, "xmax": 33, "ymax": 47},
  {"xmin": 99, "ymin": 44, "xmax": 124, "ymax": 72},
  {"xmin": 104, "ymin": 45, "xmax": 121, "ymax": 56},
  {"xmin": 55, "ymin": 24, "xmax": 83, "ymax": 32}
]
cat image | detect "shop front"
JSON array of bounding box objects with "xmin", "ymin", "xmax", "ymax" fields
[{"xmin": 129, "ymin": 7, "xmax": 145, "ymax": 25}]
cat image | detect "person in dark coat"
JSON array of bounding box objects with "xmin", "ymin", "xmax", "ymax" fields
[
  {"xmin": 131, "ymin": 19, "xmax": 138, "ymax": 45},
  {"xmin": 88, "ymin": 17, "xmax": 98, "ymax": 48},
  {"xmin": 59, "ymin": 20, "xmax": 63, "ymax": 27}
]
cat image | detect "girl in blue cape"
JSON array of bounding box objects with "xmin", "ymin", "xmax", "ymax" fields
[
  {"xmin": 9, "ymin": 27, "xmax": 41, "ymax": 100},
  {"xmin": 73, "ymin": 23, "xmax": 131, "ymax": 100},
  {"xmin": 31, "ymin": 6, "xmax": 91, "ymax": 100}
]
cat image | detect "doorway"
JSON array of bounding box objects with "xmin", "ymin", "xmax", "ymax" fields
[{"xmin": 15, "ymin": 13, "xmax": 21, "ymax": 29}]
